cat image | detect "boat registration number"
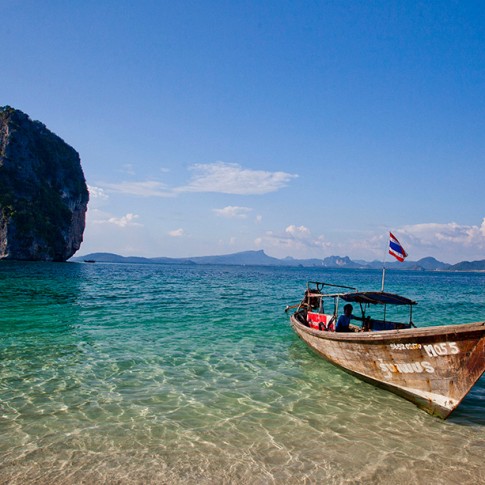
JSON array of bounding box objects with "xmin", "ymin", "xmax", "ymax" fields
[
  {"xmin": 390, "ymin": 343, "xmax": 422, "ymax": 350},
  {"xmin": 389, "ymin": 342, "xmax": 459, "ymax": 357}
]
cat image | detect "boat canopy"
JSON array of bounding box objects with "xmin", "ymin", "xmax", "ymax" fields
[{"xmin": 340, "ymin": 291, "xmax": 416, "ymax": 306}]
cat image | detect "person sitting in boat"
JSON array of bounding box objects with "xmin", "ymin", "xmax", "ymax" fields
[{"xmin": 335, "ymin": 304, "xmax": 359, "ymax": 332}]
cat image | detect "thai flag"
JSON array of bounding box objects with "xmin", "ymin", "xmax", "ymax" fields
[{"xmin": 389, "ymin": 232, "xmax": 408, "ymax": 262}]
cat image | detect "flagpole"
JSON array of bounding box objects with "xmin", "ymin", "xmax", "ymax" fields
[{"xmin": 381, "ymin": 238, "xmax": 388, "ymax": 292}]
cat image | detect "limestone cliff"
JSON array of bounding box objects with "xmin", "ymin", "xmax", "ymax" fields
[{"xmin": 0, "ymin": 106, "xmax": 89, "ymax": 261}]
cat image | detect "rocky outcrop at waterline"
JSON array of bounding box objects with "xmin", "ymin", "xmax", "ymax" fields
[{"xmin": 0, "ymin": 106, "xmax": 89, "ymax": 261}]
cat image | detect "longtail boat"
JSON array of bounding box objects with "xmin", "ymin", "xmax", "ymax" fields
[{"xmin": 288, "ymin": 281, "xmax": 485, "ymax": 419}]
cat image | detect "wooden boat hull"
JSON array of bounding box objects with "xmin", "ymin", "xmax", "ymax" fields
[{"xmin": 290, "ymin": 315, "xmax": 485, "ymax": 418}]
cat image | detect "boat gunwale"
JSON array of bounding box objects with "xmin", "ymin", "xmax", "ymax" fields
[{"xmin": 290, "ymin": 314, "xmax": 485, "ymax": 343}]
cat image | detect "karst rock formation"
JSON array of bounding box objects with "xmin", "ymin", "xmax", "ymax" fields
[{"xmin": 0, "ymin": 106, "xmax": 89, "ymax": 261}]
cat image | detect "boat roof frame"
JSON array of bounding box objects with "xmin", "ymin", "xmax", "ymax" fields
[{"xmin": 306, "ymin": 281, "xmax": 417, "ymax": 306}]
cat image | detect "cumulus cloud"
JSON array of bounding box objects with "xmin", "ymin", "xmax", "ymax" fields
[
  {"xmin": 176, "ymin": 162, "xmax": 298, "ymax": 195},
  {"xmin": 110, "ymin": 213, "xmax": 142, "ymax": 227},
  {"xmin": 402, "ymin": 221, "xmax": 485, "ymax": 245},
  {"xmin": 399, "ymin": 220, "xmax": 485, "ymax": 255},
  {"xmin": 259, "ymin": 225, "xmax": 330, "ymax": 254},
  {"xmin": 213, "ymin": 206, "xmax": 252, "ymax": 218},
  {"xmin": 94, "ymin": 213, "xmax": 142, "ymax": 227},
  {"xmin": 285, "ymin": 225, "xmax": 311, "ymax": 239},
  {"xmin": 88, "ymin": 185, "xmax": 109, "ymax": 200},
  {"xmin": 284, "ymin": 225, "xmax": 328, "ymax": 248},
  {"xmin": 349, "ymin": 219, "xmax": 485, "ymax": 262},
  {"xmin": 168, "ymin": 228, "xmax": 185, "ymax": 237}
]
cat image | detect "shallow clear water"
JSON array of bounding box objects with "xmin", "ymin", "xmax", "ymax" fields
[{"xmin": 0, "ymin": 262, "xmax": 484, "ymax": 484}]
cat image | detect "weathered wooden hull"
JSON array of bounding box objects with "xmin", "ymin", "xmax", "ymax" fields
[{"xmin": 290, "ymin": 315, "xmax": 485, "ymax": 418}]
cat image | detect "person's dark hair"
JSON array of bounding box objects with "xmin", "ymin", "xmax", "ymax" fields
[{"xmin": 343, "ymin": 303, "xmax": 353, "ymax": 312}]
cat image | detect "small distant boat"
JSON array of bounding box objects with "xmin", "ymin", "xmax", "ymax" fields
[
  {"xmin": 83, "ymin": 259, "xmax": 96, "ymax": 263},
  {"xmin": 287, "ymin": 281, "xmax": 485, "ymax": 419}
]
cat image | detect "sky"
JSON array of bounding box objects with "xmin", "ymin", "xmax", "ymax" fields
[{"xmin": 1, "ymin": 0, "xmax": 484, "ymax": 264}]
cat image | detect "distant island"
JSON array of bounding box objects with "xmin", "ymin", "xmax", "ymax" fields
[{"xmin": 71, "ymin": 250, "xmax": 485, "ymax": 271}]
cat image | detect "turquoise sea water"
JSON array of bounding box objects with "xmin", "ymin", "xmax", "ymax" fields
[{"xmin": 0, "ymin": 262, "xmax": 484, "ymax": 484}]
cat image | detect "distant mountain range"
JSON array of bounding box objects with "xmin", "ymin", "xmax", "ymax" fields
[{"xmin": 71, "ymin": 250, "xmax": 485, "ymax": 271}]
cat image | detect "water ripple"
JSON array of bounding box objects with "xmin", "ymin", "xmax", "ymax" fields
[{"xmin": 0, "ymin": 262, "xmax": 484, "ymax": 483}]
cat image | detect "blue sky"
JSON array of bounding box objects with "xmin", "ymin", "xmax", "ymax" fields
[{"xmin": 2, "ymin": 0, "xmax": 484, "ymax": 263}]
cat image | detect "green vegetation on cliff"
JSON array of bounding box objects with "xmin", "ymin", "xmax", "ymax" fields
[{"xmin": 0, "ymin": 106, "xmax": 89, "ymax": 261}]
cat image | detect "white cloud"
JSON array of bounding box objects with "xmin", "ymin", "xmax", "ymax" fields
[
  {"xmin": 176, "ymin": 162, "xmax": 298, "ymax": 195},
  {"xmin": 168, "ymin": 228, "xmax": 185, "ymax": 237},
  {"xmin": 285, "ymin": 225, "xmax": 311, "ymax": 239},
  {"xmin": 259, "ymin": 225, "xmax": 331, "ymax": 255},
  {"xmin": 403, "ymin": 221, "xmax": 485, "ymax": 246},
  {"xmin": 88, "ymin": 185, "xmax": 109, "ymax": 200},
  {"xmin": 110, "ymin": 213, "xmax": 142, "ymax": 227},
  {"xmin": 98, "ymin": 162, "xmax": 297, "ymax": 198},
  {"xmin": 344, "ymin": 220, "xmax": 485, "ymax": 263},
  {"xmin": 94, "ymin": 213, "xmax": 142, "ymax": 227},
  {"xmin": 285, "ymin": 225, "xmax": 328, "ymax": 249},
  {"xmin": 399, "ymin": 220, "xmax": 485, "ymax": 256},
  {"xmin": 213, "ymin": 206, "xmax": 252, "ymax": 218}
]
